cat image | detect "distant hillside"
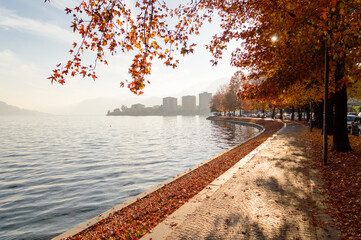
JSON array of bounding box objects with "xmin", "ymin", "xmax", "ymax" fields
[
  {"xmin": 61, "ymin": 97, "xmax": 162, "ymax": 115},
  {"xmin": 0, "ymin": 101, "xmax": 45, "ymax": 115}
]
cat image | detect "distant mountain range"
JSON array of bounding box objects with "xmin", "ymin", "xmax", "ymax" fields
[
  {"xmin": 61, "ymin": 96, "xmax": 163, "ymax": 115},
  {"xmin": 60, "ymin": 77, "xmax": 229, "ymax": 115},
  {"xmin": 0, "ymin": 77, "xmax": 230, "ymax": 116},
  {"xmin": 0, "ymin": 101, "xmax": 46, "ymax": 115}
]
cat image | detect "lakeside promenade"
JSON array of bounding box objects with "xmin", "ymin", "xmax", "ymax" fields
[
  {"xmin": 54, "ymin": 118, "xmax": 343, "ymax": 239},
  {"xmin": 142, "ymin": 122, "xmax": 340, "ymax": 239}
]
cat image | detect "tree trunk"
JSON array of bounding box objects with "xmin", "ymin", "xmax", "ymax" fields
[
  {"xmin": 332, "ymin": 85, "xmax": 352, "ymax": 152},
  {"xmin": 291, "ymin": 106, "xmax": 295, "ymax": 120},
  {"xmin": 305, "ymin": 104, "xmax": 310, "ymax": 123},
  {"xmin": 239, "ymin": 100, "xmax": 242, "ymax": 117},
  {"xmin": 310, "ymin": 102, "xmax": 313, "ymax": 132},
  {"xmin": 280, "ymin": 108, "xmax": 283, "ymax": 120},
  {"xmin": 272, "ymin": 107, "xmax": 276, "ymax": 119},
  {"xmin": 327, "ymin": 98, "xmax": 334, "ymax": 135},
  {"xmin": 315, "ymin": 102, "xmax": 323, "ymax": 129},
  {"xmin": 297, "ymin": 108, "xmax": 302, "ymax": 121}
]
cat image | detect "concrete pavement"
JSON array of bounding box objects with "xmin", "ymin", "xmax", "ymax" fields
[{"xmin": 141, "ymin": 122, "xmax": 340, "ymax": 240}]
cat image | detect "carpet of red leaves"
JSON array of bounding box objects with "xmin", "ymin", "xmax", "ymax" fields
[
  {"xmin": 305, "ymin": 127, "xmax": 361, "ymax": 240},
  {"xmin": 66, "ymin": 118, "xmax": 283, "ymax": 240}
]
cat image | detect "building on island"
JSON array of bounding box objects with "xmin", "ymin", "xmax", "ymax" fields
[
  {"xmin": 162, "ymin": 97, "xmax": 178, "ymax": 115},
  {"xmin": 198, "ymin": 92, "xmax": 212, "ymax": 115},
  {"xmin": 182, "ymin": 95, "xmax": 196, "ymax": 115}
]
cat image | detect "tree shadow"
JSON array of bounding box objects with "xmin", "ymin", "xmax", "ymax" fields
[
  {"xmin": 170, "ymin": 123, "xmax": 339, "ymax": 240},
  {"xmin": 200, "ymin": 214, "xmax": 301, "ymax": 240}
]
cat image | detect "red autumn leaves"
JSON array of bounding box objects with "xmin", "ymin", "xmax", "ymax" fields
[{"xmin": 307, "ymin": 129, "xmax": 361, "ymax": 239}]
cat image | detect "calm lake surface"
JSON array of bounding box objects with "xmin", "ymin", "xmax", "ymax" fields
[{"xmin": 0, "ymin": 115, "xmax": 260, "ymax": 240}]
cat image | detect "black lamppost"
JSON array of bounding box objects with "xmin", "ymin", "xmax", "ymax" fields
[{"xmin": 323, "ymin": 40, "xmax": 329, "ymax": 166}]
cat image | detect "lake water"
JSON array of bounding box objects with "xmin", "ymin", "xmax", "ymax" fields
[{"xmin": 0, "ymin": 115, "xmax": 260, "ymax": 240}]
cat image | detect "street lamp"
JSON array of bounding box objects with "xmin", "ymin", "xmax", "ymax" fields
[
  {"xmin": 323, "ymin": 40, "xmax": 329, "ymax": 165},
  {"xmin": 271, "ymin": 33, "xmax": 280, "ymax": 43}
]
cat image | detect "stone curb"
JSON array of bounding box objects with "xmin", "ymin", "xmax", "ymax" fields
[{"xmin": 52, "ymin": 118, "xmax": 271, "ymax": 240}]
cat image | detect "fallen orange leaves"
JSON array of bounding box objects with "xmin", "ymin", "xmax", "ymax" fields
[{"xmin": 305, "ymin": 128, "xmax": 361, "ymax": 240}]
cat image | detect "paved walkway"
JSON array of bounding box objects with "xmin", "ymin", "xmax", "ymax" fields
[{"xmin": 142, "ymin": 122, "xmax": 339, "ymax": 240}]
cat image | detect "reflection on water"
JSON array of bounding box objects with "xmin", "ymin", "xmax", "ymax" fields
[
  {"xmin": 0, "ymin": 115, "xmax": 259, "ymax": 240},
  {"xmin": 210, "ymin": 120, "xmax": 257, "ymax": 148}
]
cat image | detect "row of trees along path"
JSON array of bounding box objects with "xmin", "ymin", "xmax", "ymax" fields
[{"xmin": 45, "ymin": 0, "xmax": 361, "ymax": 153}]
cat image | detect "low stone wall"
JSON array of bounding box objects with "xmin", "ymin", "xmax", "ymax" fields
[{"xmin": 206, "ymin": 116, "xmax": 265, "ymax": 131}]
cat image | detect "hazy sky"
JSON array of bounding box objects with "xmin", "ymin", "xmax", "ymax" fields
[{"xmin": 0, "ymin": 0, "xmax": 238, "ymax": 113}]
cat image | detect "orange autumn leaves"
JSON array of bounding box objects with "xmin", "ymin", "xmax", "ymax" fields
[
  {"xmin": 209, "ymin": 0, "xmax": 360, "ymax": 109},
  {"xmin": 306, "ymin": 128, "xmax": 361, "ymax": 239},
  {"xmin": 45, "ymin": 0, "xmax": 361, "ymax": 101},
  {"xmin": 46, "ymin": 0, "xmax": 207, "ymax": 95},
  {"xmin": 46, "ymin": 0, "xmax": 361, "ymax": 101}
]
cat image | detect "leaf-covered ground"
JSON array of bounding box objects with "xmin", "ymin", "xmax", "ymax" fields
[
  {"xmin": 305, "ymin": 127, "xmax": 361, "ymax": 240},
  {"xmin": 66, "ymin": 118, "xmax": 283, "ymax": 240}
]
